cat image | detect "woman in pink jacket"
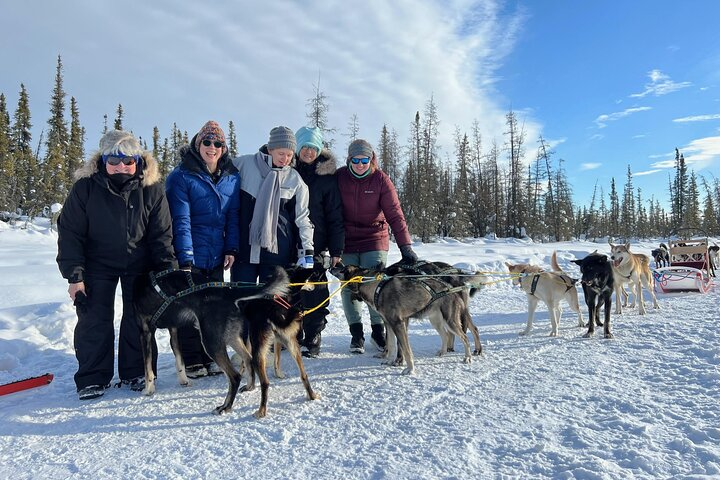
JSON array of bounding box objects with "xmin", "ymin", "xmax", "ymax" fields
[{"xmin": 337, "ymin": 139, "xmax": 417, "ymax": 354}]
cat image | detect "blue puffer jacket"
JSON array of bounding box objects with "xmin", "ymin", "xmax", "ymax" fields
[{"xmin": 166, "ymin": 139, "xmax": 241, "ymax": 270}]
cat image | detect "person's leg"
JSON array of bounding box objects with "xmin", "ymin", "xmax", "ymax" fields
[
  {"xmin": 118, "ymin": 273, "xmax": 154, "ymax": 385},
  {"xmin": 358, "ymin": 250, "xmax": 389, "ymax": 350},
  {"xmin": 340, "ymin": 253, "xmax": 366, "ymax": 353},
  {"xmin": 73, "ymin": 272, "xmax": 118, "ymax": 392},
  {"xmin": 300, "ymin": 269, "xmax": 330, "ymax": 356}
]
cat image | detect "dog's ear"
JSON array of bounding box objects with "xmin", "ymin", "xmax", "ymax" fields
[
  {"xmin": 571, "ymin": 259, "xmax": 582, "ymax": 266},
  {"xmin": 608, "ymin": 240, "xmax": 614, "ymax": 247},
  {"xmin": 624, "ymin": 242, "xmax": 630, "ymax": 250},
  {"xmin": 592, "ymin": 249, "xmax": 598, "ymax": 254}
]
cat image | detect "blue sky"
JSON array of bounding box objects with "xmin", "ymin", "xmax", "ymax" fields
[{"xmin": 1, "ymin": 0, "xmax": 719, "ymax": 207}]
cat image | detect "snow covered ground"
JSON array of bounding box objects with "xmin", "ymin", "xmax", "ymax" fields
[{"xmin": 1, "ymin": 221, "xmax": 719, "ymax": 479}]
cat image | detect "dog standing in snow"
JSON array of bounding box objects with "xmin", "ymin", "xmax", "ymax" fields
[
  {"xmin": 608, "ymin": 242, "xmax": 659, "ymax": 315},
  {"xmin": 506, "ymin": 251, "xmax": 584, "ymax": 337}
]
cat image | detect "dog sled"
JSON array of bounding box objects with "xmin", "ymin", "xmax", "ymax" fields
[{"xmin": 653, "ymin": 231, "xmax": 713, "ymax": 294}]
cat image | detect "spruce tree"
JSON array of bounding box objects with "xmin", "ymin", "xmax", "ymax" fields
[
  {"xmin": 609, "ymin": 178, "xmax": 620, "ymax": 238},
  {"xmin": 685, "ymin": 171, "xmax": 700, "ymax": 228},
  {"xmin": 114, "ymin": 104, "xmax": 124, "ymax": 130},
  {"xmin": 620, "ymin": 165, "xmax": 635, "ymax": 239},
  {"xmin": 66, "ymin": 96, "xmax": 84, "ymax": 185},
  {"xmin": 0, "ymin": 93, "xmax": 12, "ymax": 211},
  {"xmin": 12, "ymin": 84, "xmax": 38, "ymax": 216},
  {"xmin": 41, "ymin": 55, "xmax": 70, "ymax": 206},
  {"xmin": 227, "ymin": 121, "xmax": 238, "ymax": 157}
]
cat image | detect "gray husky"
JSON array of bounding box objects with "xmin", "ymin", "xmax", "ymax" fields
[{"xmin": 331, "ymin": 263, "xmax": 483, "ymax": 375}]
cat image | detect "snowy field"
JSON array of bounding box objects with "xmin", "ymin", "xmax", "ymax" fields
[{"xmin": 1, "ymin": 220, "xmax": 719, "ymax": 479}]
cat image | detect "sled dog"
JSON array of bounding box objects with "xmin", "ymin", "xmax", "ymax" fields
[
  {"xmin": 572, "ymin": 253, "xmax": 615, "ymax": 338},
  {"xmin": 651, "ymin": 243, "xmax": 670, "ymax": 268},
  {"xmin": 133, "ymin": 266, "xmax": 318, "ymax": 418},
  {"xmin": 608, "ymin": 242, "xmax": 659, "ymax": 315},
  {"xmin": 383, "ymin": 260, "xmax": 483, "ymax": 356},
  {"xmin": 709, "ymin": 245, "xmax": 719, "ymax": 277},
  {"xmin": 505, "ymin": 251, "xmax": 584, "ymax": 337},
  {"xmin": 331, "ymin": 263, "xmax": 483, "ymax": 375}
]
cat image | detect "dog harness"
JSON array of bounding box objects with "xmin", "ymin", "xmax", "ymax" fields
[
  {"xmin": 372, "ymin": 274, "xmax": 469, "ymax": 312},
  {"xmin": 526, "ymin": 273, "xmax": 577, "ymax": 297},
  {"xmin": 148, "ymin": 269, "xmax": 265, "ymax": 324}
]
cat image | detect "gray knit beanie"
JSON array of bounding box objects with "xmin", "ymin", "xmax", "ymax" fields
[
  {"xmin": 267, "ymin": 126, "xmax": 297, "ymax": 151},
  {"xmin": 348, "ymin": 139, "xmax": 373, "ymax": 159},
  {"xmin": 99, "ymin": 129, "xmax": 143, "ymax": 157}
]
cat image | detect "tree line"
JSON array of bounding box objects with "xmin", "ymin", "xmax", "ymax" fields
[{"xmin": 1, "ymin": 57, "xmax": 719, "ymax": 241}]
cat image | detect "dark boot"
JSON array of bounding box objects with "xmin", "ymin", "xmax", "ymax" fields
[
  {"xmin": 302, "ymin": 333, "xmax": 322, "ymax": 358},
  {"xmin": 370, "ymin": 323, "xmax": 386, "ymax": 351},
  {"xmin": 349, "ymin": 323, "xmax": 365, "ymax": 354}
]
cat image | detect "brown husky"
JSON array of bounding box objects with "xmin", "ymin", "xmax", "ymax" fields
[{"xmin": 608, "ymin": 242, "xmax": 659, "ymax": 315}]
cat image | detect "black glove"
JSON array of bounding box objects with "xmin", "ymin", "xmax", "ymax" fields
[{"xmin": 399, "ymin": 245, "xmax": 418, "ymax": 264}]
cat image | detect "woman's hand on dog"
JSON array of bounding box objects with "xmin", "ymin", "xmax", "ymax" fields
[{"xmin": 68, "ymin": 281, "xmax": 85, "ymax": 301}]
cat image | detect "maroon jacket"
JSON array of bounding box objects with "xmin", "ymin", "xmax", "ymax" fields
[{"xmin": 337, "ymin": 166, "xmax": 412, "ymax": 253}]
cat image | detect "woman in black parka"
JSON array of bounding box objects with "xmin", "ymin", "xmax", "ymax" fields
[
  {"xmin": 293, "ymin": 126, "xmax": 344, "ymax": 357},
  {"xmin": 57, "ymin": 130, "xmax": 176, "ymax": 400}
]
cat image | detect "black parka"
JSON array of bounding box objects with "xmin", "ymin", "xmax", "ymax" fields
[
  {"xmin": 56, "ymin": 151, "xmax": 176, "ymax": 283},
  {"xmin": 294, "ymin": 149, "xmax": 344, "ymax": 257}
]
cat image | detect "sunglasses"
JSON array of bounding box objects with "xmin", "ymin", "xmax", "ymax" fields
[
  {"xmin": 202, "ymin": 139, "xmax": 225, "ymax": 148},
  {"xmin": 102, "ymin": 154, "xmax": 140, "ymax": 166},
  {"xmin": 351, "ymin": 156, "xmax": 371, "ymax": 165}
]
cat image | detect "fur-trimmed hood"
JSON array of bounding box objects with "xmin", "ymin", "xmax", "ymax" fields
[
  {"xmin": 73, "ymin": 150, "xmax": 161, "ymax": 186},
  {"xmin": 296, "ymin": 148, "xmax": 337, "ymax": 179}
]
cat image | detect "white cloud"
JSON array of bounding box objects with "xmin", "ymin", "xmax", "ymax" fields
[
  {"xmin": 630, "ymin": 69, "xmax": 692, "ymax": 98},
  {"xmin": 649, "ymin": 136, "xmax": 720, "ymax": 171},
  {"xmin": 580, "ymin": 163, "xmax": 601, "ymax": 171},
  {"xmin": 634, "ymin": 169, "xmax": 662, "ymax": 176},
  {"xmin": 589, "ymin": 133, "xmax": 604, "ymax": 141},
  {"xmin": 673, "ymin": 114, "xmax": 720, "ymax": 123},
  {"xmin": 0, "ymin": 0, "xmax": 537, "ymax": 160},
  {"xmin": 632, "ymin": 134, "xmax": 646, "ymax": 139},
  {"xmin": 594, "ymin": 107, "xmax": 652, "ymax": 128}
]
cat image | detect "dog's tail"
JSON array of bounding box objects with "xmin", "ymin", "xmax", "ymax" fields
[
  {"xmin": 233, "ymin": 267, "xmax": 290, "ymax": 309},
  {"xmin": 550, "ymin": 251, "xmax": 563, "ymax": 273}
]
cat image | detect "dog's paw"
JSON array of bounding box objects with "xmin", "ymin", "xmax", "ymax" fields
[
  {"xmin": 549, "ymin": 331, "xmax": 558, "ymax": 337},
  {"xmin": 254, "ymin": 407, "xmax": 267, "ymax": 419},
  {"xmin": 519, "ymin": 329, "xmax": 530, "ymax": 336},
  {"xmin": 142, "ymin": 386, "xmax": 155, "ymax": 396},
  {"xmin": 583, "ymin": 331, "xmax": 594, "ymax": 338},
  {"xmin": 463, "ymin": 356, "xmax": 472, "ymax": 364},
  {"xmin": 472, "ymin": 349, "xmax": 482, "ymax": 356},
  {"xmin": 435, "ymin": 350, "xmax": 445, "ymax": 357},
  {"xmin": 274, "ymin": 370, "xmax": 286, "ymax": 379},
  {"xmin": 308, "ymin": 390, "xmax": 320, "ymax": 401},
  {"xmin": 604, "ymin": 332, "xmax": 614, "ymax": 339},
  {"xmin": 240, "ymin": 384, "xmax": 256, "ymax": 393},
  {"xmin": 213, "ymin": 405, "xmax": 231, "ymax": 415},
  {"xmin": 401, "ymin": 367, "xmax": 415, "ymax": 375}
]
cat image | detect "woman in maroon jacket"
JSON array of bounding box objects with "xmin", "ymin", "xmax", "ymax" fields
[{"xmin": 337, "ymin": 139, "xmax": 417, "ymax": 354}]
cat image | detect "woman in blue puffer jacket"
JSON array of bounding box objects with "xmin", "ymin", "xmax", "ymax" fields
[{"xmin": 166, "ymin": 120, "xmax": 240, "ymax": 378}]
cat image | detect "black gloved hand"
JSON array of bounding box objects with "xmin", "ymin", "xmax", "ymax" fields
[{"xmin": 399, "ymin": 244, "xmax": 418, "ymax": 264}]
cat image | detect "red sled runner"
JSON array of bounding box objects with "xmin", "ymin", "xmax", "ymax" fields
[{"xmin": 0, "ymin": 373, "xmax": 54, "ymax": 396}]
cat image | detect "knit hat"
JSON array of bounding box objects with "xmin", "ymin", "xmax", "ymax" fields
[
  {"xmin": 295, "ymin": 126, "xmax": 324, "ymax": 155},
  {"xmin": 194, "ymin": 120, "xmax": 226, "ymax": 151},
  {"xmin": 99, "ymin": 129, "xmax": 143, "ymax": 157},
  {"xmin": 267, "ymin": 126, "xmax": 297, "ymax": 151},
  {"xmin": 348, "ymin": 139, "xmax": 373, "ymax": 159}
]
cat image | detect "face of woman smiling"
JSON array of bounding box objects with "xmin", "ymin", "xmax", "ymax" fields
[
  {"xmin": 269, "ymin": 148, "xmax": 294, "ymax": 168},
  {"xmin": 350, "ymin": 155, "xmax": 371, "ymax": 176},
  {"xmin": 199, "ymin": 140, "xmax": 224, "ymax": 173}
]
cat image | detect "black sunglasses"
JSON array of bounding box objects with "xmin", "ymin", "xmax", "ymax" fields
[
  {"xmin": 202, "ymin": 139, "xmax": 225, "ymax": 148},
  {"xmin": 102, "ymin": 154, "xmax": 140, "ymax": 166}
]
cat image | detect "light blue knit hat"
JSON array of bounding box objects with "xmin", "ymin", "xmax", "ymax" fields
[{"xmin": 295, "ymin": 126, "xmax": 324, "ymax": 155}]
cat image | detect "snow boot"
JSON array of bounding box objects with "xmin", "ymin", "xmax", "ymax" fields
[{"xmin": 349, "ymin": 323, "xmax": 365, "ymax": 354}]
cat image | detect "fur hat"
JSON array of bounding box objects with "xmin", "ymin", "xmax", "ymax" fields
[
  {"xmin": 347, "ymin": 139, "xmax": 373, "ymax": 159},
  {"xmin": 295, "ymin": 126, "xmax": 324, "ymax": 155},
  {"xmin": 99, "ymin": 129, "xmax": 143, "ymax": 157},
  {"xmin": 267, "ymin": 126, "xmax": 297, "ymax": 151},
  {"xmin": 194, "ymin": 120, "xmax": 226, "ymax": 151}
]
